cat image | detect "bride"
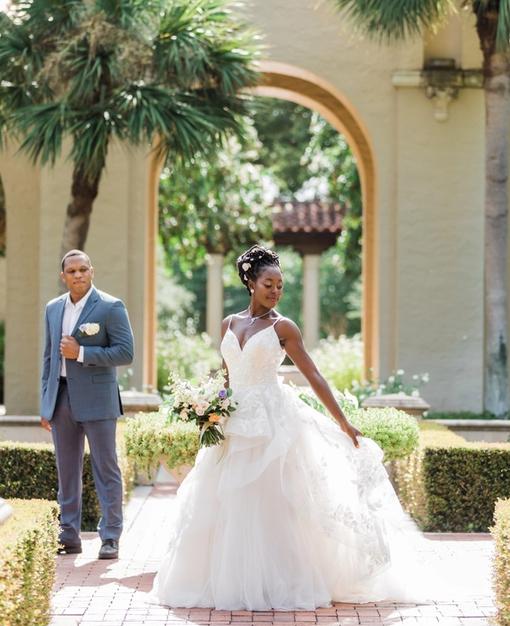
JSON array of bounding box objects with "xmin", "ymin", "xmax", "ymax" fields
[{"xmin": 152, "ymin": 244, "xmax": 434, "ymax": 610}]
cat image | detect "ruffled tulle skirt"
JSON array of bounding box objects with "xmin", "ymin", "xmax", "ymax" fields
[{"xmin": 152, "ymin": 382, "xmax": 440, "ymax": 610}]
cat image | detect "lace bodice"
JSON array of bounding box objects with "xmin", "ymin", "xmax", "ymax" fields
[{"xmin": 220, "ymin": 321, "xmax": 285, "ymax": 389}]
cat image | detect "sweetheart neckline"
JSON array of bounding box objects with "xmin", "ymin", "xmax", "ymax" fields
[{"xmin": 225, "ymin": 325, "xmax": 282, "ymax": 353}]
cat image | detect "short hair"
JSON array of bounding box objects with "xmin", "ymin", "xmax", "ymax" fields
[
  {"xmin": 61, "ymin": 249, "xmax": 92, "ymax": 271},
  {"xmin": 236, "ymin": 244, "xmax": 280, "ymax": 294}
]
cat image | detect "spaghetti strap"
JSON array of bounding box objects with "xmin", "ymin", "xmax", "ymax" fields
[
  {"xmin": 272, "ymin": 316, "xmax": 284, "ymax": 328},
  {"xmin": 226, "ymin": 315, "xmax": 233, "ymax": 330}
]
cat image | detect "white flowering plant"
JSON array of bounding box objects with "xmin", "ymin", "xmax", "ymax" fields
[
  {"xmin": 350, "ymin": 368, "xmax": 430, "ymax": 404},
  {"xmin": 163, "ymin": 370, "xmax": 237, "ymax": 447}
]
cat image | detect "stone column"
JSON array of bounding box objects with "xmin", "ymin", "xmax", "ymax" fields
[
  {"xmin": 206, "ymin": 253, "xmax": 224, "ymax": 347},
  {"xmin": 302, "ymin": 253, "xmax": 321, "ymax": 350}
]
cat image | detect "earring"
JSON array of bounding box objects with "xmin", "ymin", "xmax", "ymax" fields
[{"xmin": 250, "ymin": 289, "xmax": 254, "ymax": 294}]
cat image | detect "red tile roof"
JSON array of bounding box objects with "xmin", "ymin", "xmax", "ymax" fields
[{"xmin": 272, "ymin": 200, "xmax": 345, "ymax": 234}]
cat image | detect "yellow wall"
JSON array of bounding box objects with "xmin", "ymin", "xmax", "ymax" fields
[{"xmin": 1, "ymin": 1, "xmax": 508, "ymax": 414}]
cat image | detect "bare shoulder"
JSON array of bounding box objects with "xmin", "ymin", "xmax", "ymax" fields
[
  {"xmin": 221, "ymin": 313, "xmax": 242, "ymax": 334},
  {"xmin": 221, "ymin": 315, "xmax": 232, "ymax": 333},
  {"xmin": 274, "ymin": 316, "xmax": 301, "ymax": 339}
]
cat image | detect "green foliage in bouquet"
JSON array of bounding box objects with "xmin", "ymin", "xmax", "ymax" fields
[
  {"xmin": 297, "ymin": 388, "xmax": 419, "ymax": 462},
  {"xmin": 164, "ymin": 372, "xmax": 236, "ymax": 447}
]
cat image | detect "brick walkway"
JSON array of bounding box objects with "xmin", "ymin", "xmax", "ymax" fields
[{"xmin": 50, "ymin": 483, "xmax": 497, "ymax": 626}]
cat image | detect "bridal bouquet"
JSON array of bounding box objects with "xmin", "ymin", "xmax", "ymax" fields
[{"xmin": 164, "ymin": 370, "xmax": 236, "ymax": 447}]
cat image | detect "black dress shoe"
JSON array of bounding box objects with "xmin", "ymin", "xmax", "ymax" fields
[
  {"xmin": 98, "ymin": 538, "xmax": 119, "ymax": 560},
  {"xmin": 57, "ymin": 543, "xmax": 82, "ymax": 555}
]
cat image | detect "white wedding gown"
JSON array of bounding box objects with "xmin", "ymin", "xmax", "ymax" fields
[{"xmin": 152, "ymin": 320, "xmax": 439, "ymax": 610}]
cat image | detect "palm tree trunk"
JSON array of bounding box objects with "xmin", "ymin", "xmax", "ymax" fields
[
  {"xmin": 60, "ymin": 166, "xmax": 101, "ymax": 258},
  {"xmin": 477, "ymin": 9, "xmax": 510, "ymax": 416}
]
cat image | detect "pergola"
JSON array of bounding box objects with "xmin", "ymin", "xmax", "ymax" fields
[
  {"xmin": 204, "ymin": 199, "xmax": 345, "ymax": 349},
  {"xmin": 272, "ymin": 199, "xmax": 345, "ymax": 348}
]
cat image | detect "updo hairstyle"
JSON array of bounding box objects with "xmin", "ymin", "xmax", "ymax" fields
[{"xmin": 237, "ymin": 245, "xmax": 280, "ymax": 295}]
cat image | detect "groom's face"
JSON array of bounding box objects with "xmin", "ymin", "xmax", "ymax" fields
[{"xmin": 61, "ymin": 255, "xmax": 94, "ymax": 301}]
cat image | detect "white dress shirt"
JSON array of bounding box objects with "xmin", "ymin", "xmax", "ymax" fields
[{"xmin": 61, "ymin": 285, "xmax": 93, "ymax": 377}]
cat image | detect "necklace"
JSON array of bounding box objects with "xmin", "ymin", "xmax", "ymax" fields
[{"xmin": 248, "ymin": 308, "xmax": 271, "ymax": 325}]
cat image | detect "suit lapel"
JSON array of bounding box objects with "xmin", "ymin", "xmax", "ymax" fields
[
  {"xmin": 72, "ymin": 287, "xmax": 100, "ymax": 336},
  {"xmin": 52, "ymin": 296, "xmax": 66, "ymax": 346}
]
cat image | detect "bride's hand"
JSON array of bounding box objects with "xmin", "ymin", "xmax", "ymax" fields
[{"xmin": 339, "ymin": 421, "xmax": 362, "ymax": 448}]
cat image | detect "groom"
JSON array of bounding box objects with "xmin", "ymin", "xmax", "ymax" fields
[{"xmin": 40, "ymin": 249, "xmax": 134, "ymax": 559}]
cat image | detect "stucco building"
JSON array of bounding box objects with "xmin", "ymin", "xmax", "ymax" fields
[{"xmin": 0, "ymin": 1, "xmax": 508, "ymax": 415}]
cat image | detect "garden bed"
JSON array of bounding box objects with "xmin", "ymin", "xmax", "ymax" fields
[
  {"xmin": 492, "ymin": 498, "xmax": 510, "ymax": 626},
  {"xmin": 393, "ymin": 422, "xmax": 510, "ymax": 531},
  {"xmin": 0, "ymin": 498, "xmax": 59, "ymax": 626}
]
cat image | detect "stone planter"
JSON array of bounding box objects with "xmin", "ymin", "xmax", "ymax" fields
[
  {"xmin": 428, "ymin": 419, "xmax": 510, "ymax": 443},
  {"xmin": 361, "ymin": 392, "xmax": 430, "ymax": 418},
  {"xmin": 120, "ymin": 390, "xmax": 162, "ymax": 417},
  {"xmin": 134, "ymin": 462, "xmax": 161, "ymax": 486},
  {"xmin": 160, "ymin": 459, "xmax": 193, "ymax": 484}
]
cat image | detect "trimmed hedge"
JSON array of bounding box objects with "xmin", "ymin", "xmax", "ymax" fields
[
  {"xmin": 393, "ymin": 422, "xmax": 510, "ymax": 532},
  {"xmin": 0, "ymin": 499, "xmax": 59, "ymax": 626},
  {"xmin": 0, "ymin": 442, "xmax": 100, "ymax": 530},
  {"xmin": 0, "ymin": 425, "xmax": 134, "ymax": 532},
  {"xmin": 492, "ymin": 499, "xmax": 510, "ymax": 626}
]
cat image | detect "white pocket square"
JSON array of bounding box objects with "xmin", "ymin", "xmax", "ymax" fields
[{"xmin": 79, "ymin": 323, "xmax": 100, "ymax": 336}]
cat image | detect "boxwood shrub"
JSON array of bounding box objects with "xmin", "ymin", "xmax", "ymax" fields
[
  {"xmin": 0, "ymin": 427, "xmax": 134, "ymax": 532},
  {"xmin": 491, "ymin": 498, "xmax": 510, "ymax": 626},
  {"xmin": 393, "ymin": 422, "xmax": 510, "ymax": 532},
  {"xmin": 0, "ymin": 499, "xmax": 59, "ymax": 626}
]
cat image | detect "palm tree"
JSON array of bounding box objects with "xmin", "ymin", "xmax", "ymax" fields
[
  {"xmin": 334, "ymin": 0, "xmax": 509, "ymax": 417},
  {"xmin": 0, "ymin": 0, "xmax": 259, "ymax": 258}
]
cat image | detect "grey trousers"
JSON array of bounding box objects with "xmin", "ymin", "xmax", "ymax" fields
[{"xmin": 51, "ymin": 380, "xmax": 123, "ymax": 546}]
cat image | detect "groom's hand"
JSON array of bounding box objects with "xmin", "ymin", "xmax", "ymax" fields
[
  {"xmin": 60, "ymin": 335, "xmax": 80, "ymax": 360},
  {"xmin": 40, "ymin": 418, "xmax": 52, "ymax": 432}
]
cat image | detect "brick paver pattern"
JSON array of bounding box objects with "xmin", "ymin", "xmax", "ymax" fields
[{"xmin": 50, "ymin": 483, "xmax": 497, "ymax": 626}]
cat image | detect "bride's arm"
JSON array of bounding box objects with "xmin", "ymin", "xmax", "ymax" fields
[
  {"xmin": 276, "ymin": 318, "xmax": 361, "ymax": 448},
  {"xmin": 220, "ymin": 316, "xmax": 231, "ymax": 388}
]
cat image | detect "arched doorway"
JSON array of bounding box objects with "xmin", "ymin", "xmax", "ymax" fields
[{"xmin": 144, "ymin": 62, "xmax": 378, "ymax": 388}]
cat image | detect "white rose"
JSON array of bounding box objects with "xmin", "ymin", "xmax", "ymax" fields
[{"xmin": 242, "ymin": 262, "xmax": 251, "ymax": 271}]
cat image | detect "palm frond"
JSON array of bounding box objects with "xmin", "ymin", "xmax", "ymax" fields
[
  {"xmin": 333, "ymin": 0, "xmax": 456, "ymax": 42},
  {"xmin": 112, "ymin": 83, "xmax": 245, "ymax": 162},
  {"xmin": 154, "ymin": 0, "xmax": 259, "ymax": 93},
  {"xmin": 0, "ymin": 0, "xmax": 261, "ymax": 177},
  {"xmin": 10, "ymin": 101, "xmax": 70, "ymax": 165},
  {"xmin": 94, "ymin": 0, "xmax": 160, "ymax": 32}
]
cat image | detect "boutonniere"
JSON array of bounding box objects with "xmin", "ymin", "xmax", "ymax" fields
[{"xmin": 78, "ymin": 322, "xmax": 100, "ymax": 336}]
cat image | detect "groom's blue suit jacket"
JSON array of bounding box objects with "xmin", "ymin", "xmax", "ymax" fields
[{"xmin": 41, "ymin": 286, "xmax": 134, "ymax": 422}]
